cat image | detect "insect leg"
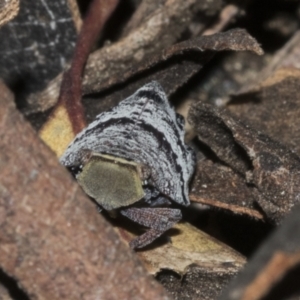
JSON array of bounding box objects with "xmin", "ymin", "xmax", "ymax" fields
[{"xmin": 120, "ymin": 207, "xmax": 181, "ymax": 249}]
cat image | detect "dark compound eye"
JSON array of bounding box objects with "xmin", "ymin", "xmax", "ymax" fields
[{"xmin": 67, "ymin": 165, "xmax": 83, "ymax": 177}]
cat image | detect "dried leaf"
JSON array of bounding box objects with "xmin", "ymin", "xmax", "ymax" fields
[
  {"xmin": 86, "ymin": 28, "xmax": 263, "ymax": 95},
  {"xmin": 235, "ymin": 30, "xmax": 300, "ymax": 95},
  {"xmin": 189, "ymin": 102, "xmax": 300, "ymax": 223},
  {"xmin": 39, "ymin": 105, "xmax": 75, "ymax": 157},
  {"xmin": 25, "ymin": 0, "xmax": 224, "ymax": 114},
  {"xmin": 242, "ymin": 251, "xmax": 300, "ymax": 300},
  {"xmin": 120, "ymin": 222, "xmax": 246, "ymax": 275},
  {"xmin": 82, "ymin": 29, "xmax": 263, "ymax": 122},
  {"xmin": 190, "ymin": 160, "xmax": 264, "ymax": 220},
  {"xmin": 229, "ymin": 68, "xmax": 300, "ymax": 156},
  {"xmin": 189, "ymin": 102, "xmax": 251, "ymax": 174},
  {"xmin": 117, "ymin": 222, "xmax": 245, "ymax": 299}
]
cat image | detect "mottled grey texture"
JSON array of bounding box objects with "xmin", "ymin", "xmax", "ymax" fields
[{"xmin": 61, "ymin": 81, "xmax": 195, "ymax": 206}]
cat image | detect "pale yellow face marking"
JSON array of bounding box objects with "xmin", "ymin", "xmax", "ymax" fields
[{"xmin": 77, "ymin": 153, "xmax": 145, "ymax": 210}]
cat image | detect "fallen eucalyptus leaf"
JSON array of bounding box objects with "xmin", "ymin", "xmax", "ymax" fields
[
  {"xmin": 189, "ymin": 102, "xmax": 300, "ymax": 223},
  {"xmin": 117, "ymin": 222, "xmax": 245, "ymax": 299},
  {"xmin": 26, "ymin": 0, "xmax": 223, "ymax": 114},
  {"xmin": 234, "ymin": 30, "xmax": 300, "ymax": 96},
  {"xmin": 85, "ymin": 28, "xmax": 263, "ymax": 95},
  {"xmin": 190, "ymin": 160, "xmax": 264, "ymax": 220},
  {"xmin": 143, "ymin": 222, "xmax": 245, "ymax": 275},
  {"xmin": 39, "ymin": 105, "xmax": 75, "ymax": 157},
  {"xmin": 83, "ymin": 28, "xmax": 264, "ymax": 122},
  {"xmin": 229, "ymin": 68, "xmax": 300, "ymax": 156}
]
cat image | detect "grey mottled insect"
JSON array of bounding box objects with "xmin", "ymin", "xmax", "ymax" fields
[{"xmin": 60, "ymin": 81, "xmax": 195, "ymax": 249}]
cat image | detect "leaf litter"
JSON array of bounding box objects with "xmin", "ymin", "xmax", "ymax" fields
[{"xmin": 2, "ymin": 0, "xmax": 300, "ymax": 299}]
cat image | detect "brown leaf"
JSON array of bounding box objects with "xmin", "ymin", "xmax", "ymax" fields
[
  {"xmin": 229, "ymin": 68, "xmax": 300, "ymax": 156},
  {"xmin": 189, "ymin": 102, "xmax": 300, "ymax": 223},
  {"xmin": 190, "ymin": 160, "xmax": 264, "ymax": 220},
  {"xmin": 242, "ymin": 251, "xmax": 300, "ymax": 300},
  {"xmin": 189, "ymin": 102, "xmax": 251, "ymax": 174},
  {"xmin": 0, "ymin": 81, "xmax": 170, "ymax": 299},
  {"xmin": 117, "ymin": 222, "xmax": 246, "ymax": 300},
  {"xmin": 234, "ymin": 30, "xmax": 300, "ymax": 96},
  {"xmin": 82, "ymin": 29, "xmax": 263, "ymax": 122},
  {"xmin": 25, "ymin": 0, "xmax": 224, "ymax": 114},
  {"xmin": 85, "ymin": 28, "xmax": 263, "ymax": 95},
  {"xmin": 119, "ymin": 222, "xmax": 246, "ymax": 275},
  {"xmin": 39, "ymin": 105, "xmax": 77, "ymax": 157}
]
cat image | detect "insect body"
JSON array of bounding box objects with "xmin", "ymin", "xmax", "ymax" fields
[{"xmin": 60, "ymin": 81, "xmax": 195, "ymax": 249}]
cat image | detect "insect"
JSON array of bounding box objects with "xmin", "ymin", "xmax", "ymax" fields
[{"xmin": 60, "ymin": 81, "xmax": 196, "ymax": 249}]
